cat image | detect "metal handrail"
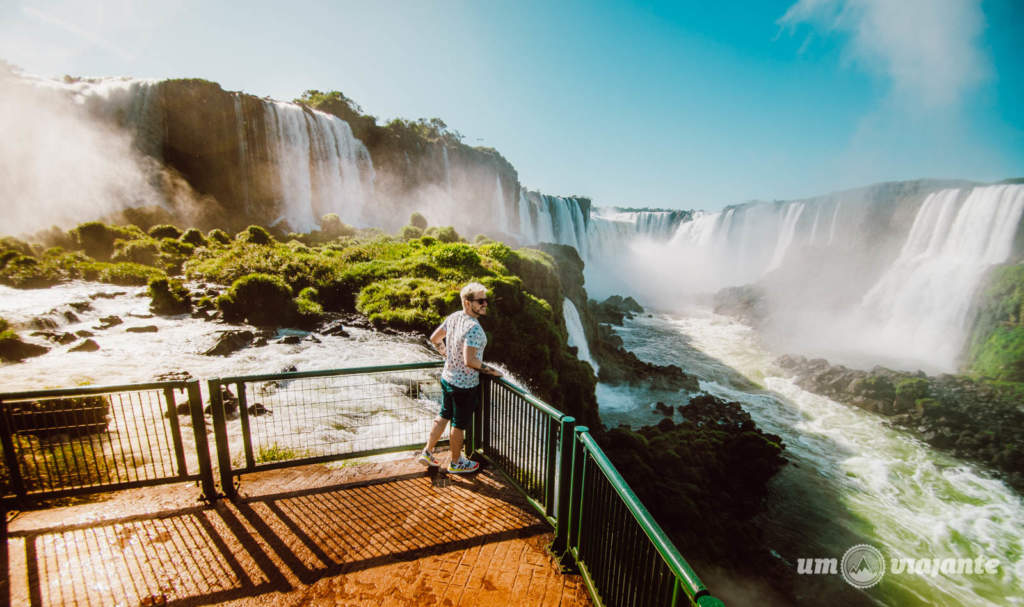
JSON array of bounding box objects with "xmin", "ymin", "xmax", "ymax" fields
[{"xmin": 573, "ymin": 429, "xmax": 722, "ymax": 607}]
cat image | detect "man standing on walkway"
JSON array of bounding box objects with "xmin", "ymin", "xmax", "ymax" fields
[{"xmin": 418, "ymin": 281, "xmax": 502, "ymax": 473}]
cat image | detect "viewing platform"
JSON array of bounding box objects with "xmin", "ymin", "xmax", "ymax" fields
[
  {"xmin": 2, "ymin": 362, "xmax": 723, "ymax": 606},
  {"xmin": 5, "ymin": 453, "xmax": 591, "ymax": 606}
]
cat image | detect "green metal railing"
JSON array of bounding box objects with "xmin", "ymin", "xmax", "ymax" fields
[
  {"xmin": 565, "ymin": 426, "xmax": 723, "ymax": 607},
  {"xmin": 208, "ymin": 361, "xmax": 445, "ymax": 498},
  {"xmin": 0, "ymin": 380, "xmax": 215, "ymax": 504},
  {"xmin": 476, "ymin": 379, "xmax": 723, "ymax": 607}
]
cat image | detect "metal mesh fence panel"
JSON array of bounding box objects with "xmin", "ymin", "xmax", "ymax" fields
[
  {"xmin": 576, "ymin": 450, "xmax": 680, "ymax": 607},
  {"xmin": 483, "ymin": 381, "xmax": 555, "ymax": 509},
  {"xmin": 0, "ymin": 383, "xmax": 204, "ymax": 500},
  {"xmin": 219, "ymin": 366, "xmax": 444, "ymax": 470}
]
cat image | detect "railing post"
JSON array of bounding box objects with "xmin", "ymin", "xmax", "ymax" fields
[
  {"xmin": 235, "ymin": 381, "xmax": 255, "ymax": 470},
  {"xmin": 208, "ymin": 379, "xmax": 235, "ymax": 499},
  {"xmin": 563, "ymin": 425, "xmax": 589, "ymax": 567},
  {"xmin": 550, "ymin": 414, "xmax": 575, "ymax": 558},
  {"xmin": 467, "ymin": 376, "xmax": 487, "ymax": 456},
  {"xmin": 162, "ymin": 387, "xmax": 188, "ymax": 478},
  {"xmin": 481, "ymin": 376, "xmax": 492, "ymax": 452},
  {"xmin": 0, "ymin": 401, "xmax": 27, "ymax": 504},
  {"xmin": 187, "ymin": 381, "xmax": 218, "ymax": 502}
]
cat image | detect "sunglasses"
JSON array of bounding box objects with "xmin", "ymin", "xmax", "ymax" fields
[{"xmin": 469, "ymin": 298, "xmax": 489, "ymax": 304}]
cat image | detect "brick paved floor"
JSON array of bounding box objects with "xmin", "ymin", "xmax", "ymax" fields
[{"xmin": 4, "ymin": 452, "xmax": 592, "ymax": 607}]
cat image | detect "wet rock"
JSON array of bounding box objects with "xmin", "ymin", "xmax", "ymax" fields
[
  {"xmin": 306, "ymin": 335, "xmax": 321, "ymax": 344},
  {"xmin": 591, "ymin": 295, "xmax": 644, "ymax": 326},
  {"xmin": 70, "ymin": 338, "xmax": 100, "ymax": 352},
  {"xmin": 30, "ymin": 330, "xmax": 77, "ymax": 345},
  {"xmin": 0, "ymin": 336, "xmax": 50, "ymax": 361},
  {"xmin": 126, "ymin": 325, "xmax": 159, "ymax": 333},
  {"xmin": 69, "ymin": 300, "xmax": 95, "ymax": 311},
  {"xmin": 204, "ymin": 385, "xmax": 238, "ymax": 415},
  {"xmin": 93, "ymin": 315, "xmax": 123, "ymax": 330},
  {"xmin": 654, "ymin": 401, "xmax": 674, "ymax": 416},
  {"xmin": 75, "ymin": 330, "xmax": 95, "ymax": 338},
  {"xmin": 60, "ymin": 310, "xmax": 79, "ymax": 323},
  {"xmin": 154, "ymin": 370, "xmax": 193, "ymax": 382},
  {"xmin": 277, "ymin": 335, "xmax": 302, "ymax": 345},
  {"xmin": 320, "ymin": 320, "xmax": 350, "ymax": 337},
  {"xmin": 30, "ymin": 316, "xmax": 59, "ymax": 330},
  {"xmin": 248, "ymin": 403, "xmax": 271, "ymax": 416},
  {"xmin": 202, "ymin": 330, "xmax": 255, "ymax": 356},
  {"xmin": 89, "ymin": 291, "xmax": 125, "ymax": 300}
]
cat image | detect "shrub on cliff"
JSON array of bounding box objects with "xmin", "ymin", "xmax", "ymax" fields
[
  {"xmin": 148, "ymin": 277, "xmax": 191, "ymax": 315},
  {"xmin": 319, "ymin": 213, "xmax": 356, "ymax": 240},
  {"xmin": 207, "ymin": 229, "xmax": 231, "ymax": 245},
  {"xmin": 180, "ymin": 228, "xmax": 208, "ymax": 247},
  {"xmin": 965, "ymin": 263, "xmax": 1024, "ymax": 382},
  {"xmin": 357, "ymin": 277, "xmax": 458, "ymax": 332},
  {"xmin": 69, "ymin": 222, "xmax": 144, "ymax": 261},
  {"xmin": 425, "ymin": 225, "xmax": 460, "ymax": 243},
  {"xmin": 96, "ymin": 262, "xmax": 164, "ymax": 286},
  {"xmin": 216, "ymin": 273, "xmax": 319, "ymax": 328},
  {"xmin": 111, "ymin": 237, "xmax": 160, "ymax": 266},
  {"xmin": 148, "ymin": 224, "xmax": 183, "ymax": 240},
  {"xmin": 400, "ymin": 225, "xmax": 423, "ymax": 240},
  {"xmin": 237, "ymin": 225, "xmax": 274, "ymax": 245},
  {"xmin": 410, "ymin": 212, "xmax": 428, "ymax": 230}
]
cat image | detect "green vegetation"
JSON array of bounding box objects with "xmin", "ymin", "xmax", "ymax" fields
[
  {"xmin": 2, "ymin": 218, "xmax": 600, "ymax": 424},
  {"xmin": 256, "ymin": 443, "xmax": 303, "ymax": 463},
  {"xmin": 409, "ymin": 212, "xmax": 428, "ymax": 230},
  {"xmin": 148, "ymin": 224, "xmax": 183, "ymax": 240},
  {"xmin": 148, "ymin": 277, "xmax": 192, "ymax": 315},
  {"xmin": 964, "ymin": 263, "xmax": 1024, "ymax": 382}
]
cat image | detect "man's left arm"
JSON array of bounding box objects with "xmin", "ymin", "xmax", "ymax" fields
[{"xmin": 464, "ymin": 345, "xmax": 502, "ymax": 377}]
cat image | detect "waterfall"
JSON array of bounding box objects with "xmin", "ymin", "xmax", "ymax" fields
[
  {"xmin": 518, "ymin": 191, "xmax": 535, "ymax": 242},
  {"xmin": 233, "ymin": 95, "xmax": 251, "ymax": 215},
  {"xmin": 442, "ymin": 145, "xmax": 452, "ymax": 193},
  {"xmin": 563, "ymin": 299, "xmax": 598, "ymax": 374},
  {"xmin": 766, "ymin": 202, "xmax": 805, "ymax": 272},
  {"xmin": 858, "ymin": 185, "xmax": 1024, "ymax": 368},
  {"xmin": 266, "ymin": 101, "xmax": 374, "ymax": 232},
  {"xmin": 493, "ymin": 175, "xmax": 509, "ymax": 234}
]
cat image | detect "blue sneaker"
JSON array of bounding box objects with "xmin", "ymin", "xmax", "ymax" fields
[{"xmin": 447, "ymin": 457, "xmax": 480, "ymax": 474}]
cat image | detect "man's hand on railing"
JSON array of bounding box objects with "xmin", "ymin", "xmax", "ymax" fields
[{"xmin": 480, "ymin": 363, "xmax": 503, "ymax": 378}]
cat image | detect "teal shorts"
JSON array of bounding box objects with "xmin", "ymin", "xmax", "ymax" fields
[{"xmin": 439, "ymin": 378, "xmax": 481, "ymax": 430}]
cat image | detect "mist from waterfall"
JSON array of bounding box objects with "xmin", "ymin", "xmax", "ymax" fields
[{"xmin": 0, "ymin": 73, "xmax": 167, "ymax": 235}]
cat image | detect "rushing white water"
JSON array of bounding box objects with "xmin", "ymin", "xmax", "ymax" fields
[
  {"xmin": 562, "ymin": 299, "xmax": 598, "ymax": 375},
  {"xmin": 0, "ymin": 282, "xmax": 443, "ymax": 473},
  {"xmin": 602, "ymin": 311, "xmax": 1023, "ymax": 606}
]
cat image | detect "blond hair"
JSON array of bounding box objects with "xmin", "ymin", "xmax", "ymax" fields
[{"xmin": 460, "ymin": 282, "xmax": 487, "ymax": 302}]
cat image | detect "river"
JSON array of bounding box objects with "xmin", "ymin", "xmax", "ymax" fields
[{"xmin": 597, "ymin": 308, "xmax": 1023, "ymax": 606}]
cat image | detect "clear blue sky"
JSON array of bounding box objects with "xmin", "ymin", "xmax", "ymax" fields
[{"xmin": 1, "ymin": 0, "xmax": 1021, "ymax": 210}]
